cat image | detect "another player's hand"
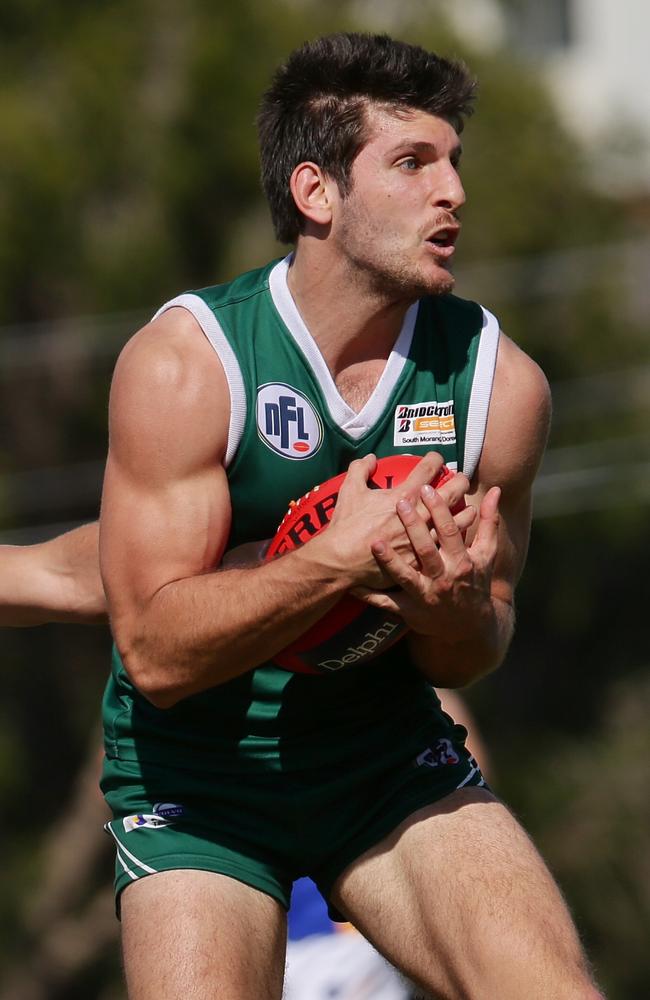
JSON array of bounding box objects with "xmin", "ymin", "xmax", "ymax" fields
[{"xmin": 353, "ymin": 484, "xmax": 500, "ymax": 640}]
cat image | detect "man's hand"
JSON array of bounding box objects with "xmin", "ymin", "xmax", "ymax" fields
[
  {"xmin": 321, "ymin": 452, "xmax": 472, "ymax": 591},
  {"xmin": 348, "ymin": 333, "xmax": 551, "ymax": 690},
  {"xmin": 353, "ymin": 484, "xmax": 500, "ymax": 641}
]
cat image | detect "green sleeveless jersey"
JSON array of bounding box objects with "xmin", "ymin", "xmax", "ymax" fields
[{"xmin": 102, "ymin": 256, "xmax": 500, "ymax": 774}]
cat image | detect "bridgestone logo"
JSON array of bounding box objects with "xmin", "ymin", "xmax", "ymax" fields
[
  {"xmin": 393, "ymin": 399, "xmax": 456, "ymax": 447},
  {"xmin": 398, "ymin": 403, "xmax": 453, "ymax": 419},
  {"xmin": 318, "ymin": 621, "xmax": 399, "ymax": 671}
]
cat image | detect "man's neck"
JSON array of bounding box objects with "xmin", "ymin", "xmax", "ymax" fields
[{"xmin": 286, "ymin": 242, "xmax": 414, "ymax": 376}]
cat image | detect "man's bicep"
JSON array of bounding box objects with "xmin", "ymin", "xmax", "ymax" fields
[
  {"xmin": 99, "ymin": 316, "xmax": 232, "ymax": 620},
  {"xmin": 482, "ymin": 334, "xmax": 551, "ymax": 491},
  {"xmin": 100, "ymin": 459, "xmax": 231, "ymax": 610}
]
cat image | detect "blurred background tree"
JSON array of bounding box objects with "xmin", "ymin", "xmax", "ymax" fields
[{"xmin": 1, "ymin": 1, "xmax": 648, "ymax": 997}]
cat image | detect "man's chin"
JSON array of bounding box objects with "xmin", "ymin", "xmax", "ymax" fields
[
  {"xmin": 406, "ymin": 267, "xmax": 456, "ymax": 299},
  {"xmin": 425, "ymin": 254, "xmax": 456, "ymax": 290},
  {"xmin": 360, "ymin": 256, "xmax": 456, "ymax": 301},
  {"xmin": 425, "ymin": 269, "xmax": 455, "ymax": 296}
]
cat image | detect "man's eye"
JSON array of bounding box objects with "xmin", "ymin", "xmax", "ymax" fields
[{"xmin": 399, "ymin": 157, "xmax": 419, "ymax": 171}]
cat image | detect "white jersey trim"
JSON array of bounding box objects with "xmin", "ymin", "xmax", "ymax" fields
[
  {"xmin": 463, "ymin": 307, "xmax": 500, "ymax": 480},
  {"xmin": 269, "ymin": 255, "xmax": 418, "ymax": 441},
  {"xmin": 151, "ymin": 294, "xmax": 246, "ymax": 468}
]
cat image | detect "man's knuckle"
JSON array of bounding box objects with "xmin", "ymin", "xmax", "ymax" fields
[
  {"xmin": 418, "ymin": 540, "xmax": 438, "ymax": 561},
  {"xmin": 457, "ymin": 556, "xmax": 474, "ymax": 576}
]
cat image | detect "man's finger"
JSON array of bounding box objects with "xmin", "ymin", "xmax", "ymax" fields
[
  {"xmin": 395, "ymin": 498, "xmax": 444, "ymax": 579},
  {"xmin": 471, "ymin": 487, "xmax": 501, "ymax": 556},
  {"xmin": 421, "ymin": 485, "xmax": 467, "ymax": 559},
  {"xmin": 451, "ymin": 505, "xmax": 476, "ymax": 536},
  {"xmin": 399, "ymin": 452, "xmax": 446, "ymax": 501},
  {"xmin": 337, "ymin": 454, "xmax": 378, "ymax": 500},
  {"xmin": 370, "ymin": 538, "xmax": 440, "ymax": 602},
  {"xmin": 351, "ymin": 585, "xmax": 402, "ymax": 614},
  {"xmin": 435, "ymin": 471, "xmax": 470, "ymax": 512}
]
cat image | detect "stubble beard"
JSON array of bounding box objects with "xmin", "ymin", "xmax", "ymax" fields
[
  {"xmin": 349, "ymin": 250, "xmax": 456, "ymax": 302},
  {"xmin": 337, "ymin": 211, "xmax": 456, "ymax": 303}
]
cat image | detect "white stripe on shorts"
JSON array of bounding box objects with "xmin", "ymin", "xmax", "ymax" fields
[
  {"xmin": 455, "ymin": 755, "xmax": 484, "ymax": 790},
  {"xmin": 105, "ymin": 821, "xmax": 158, "ymax": 877},
  {"xmin": 114, "ymin": 846, "xmax": 139, "ymax": 882}
]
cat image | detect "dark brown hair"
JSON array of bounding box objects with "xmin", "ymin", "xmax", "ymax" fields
[{"xmin": 257, "ymin": 32, "xmax": 476, "ymax": 243}]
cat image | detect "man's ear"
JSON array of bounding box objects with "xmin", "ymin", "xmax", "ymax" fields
[{"xmin": 289, "ymin": 162, "xmax": 336, "ymax": 228}]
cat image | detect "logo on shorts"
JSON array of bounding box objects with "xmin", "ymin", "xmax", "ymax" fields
[
  {"xmin": 123, "ymin": 814, "xmax": 170, "ymax": 833},
  {"xmin": 122, "ymin": 802, "xmax": 185, "ymax": 833},
  {"xmin": 393, "ymin": 400, "xmax": 456, "ymax": 447},
  {"xmin": 153, "ymin": 802, "xmax": 185, "ymax": 820},
  {"xmin": 256, "ymin": 383, "xmax": 323, "ymax": 460},
  {"xmin": 415, "ymin": 738, "xmax": 460, "ymax": 769}
]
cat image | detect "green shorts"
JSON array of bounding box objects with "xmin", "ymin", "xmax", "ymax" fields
[{"xmin": 102, "ymin": 724, "xmax": 486, "ymax": 917}]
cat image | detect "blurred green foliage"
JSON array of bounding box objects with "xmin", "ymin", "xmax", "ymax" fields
[{"xmin": 0, "ymin": 2, "xmax": 648, "ymax": 997}]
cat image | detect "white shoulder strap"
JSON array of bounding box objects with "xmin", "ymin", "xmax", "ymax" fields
[
  {"xmin": 463, "ymin": 307, "xmax": 500, "ymax": 479},
  {"xmin": 152, "ymin": 294, "xmax": 247, "ymax": 468}
]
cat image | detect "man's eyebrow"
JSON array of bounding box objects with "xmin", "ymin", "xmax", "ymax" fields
[{"xmin": 388, "ymin": 140, "xmax": 463, "ymax": 160}]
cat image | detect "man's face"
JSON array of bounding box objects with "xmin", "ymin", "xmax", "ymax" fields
[{"xmin": 331, "ymin": 106, "xmax": 465, "ymax": 300}]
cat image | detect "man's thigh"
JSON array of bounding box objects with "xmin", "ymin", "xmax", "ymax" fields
[
  {"xmin": 121, "ymin": 869, "xmax": 287, "ymax": 1000},
  {"xmin": 330, "ymin": 788, "xmax": 602, "ymax": 1000}
]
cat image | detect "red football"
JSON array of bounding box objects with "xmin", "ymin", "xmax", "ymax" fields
[{"xmin": 266, "ymin": 455, "xmax": 463, "ymax": 675}]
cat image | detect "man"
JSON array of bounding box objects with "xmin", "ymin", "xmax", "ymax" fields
[
  {"xmin": 98, "ymin": 32, "xmax": 602, "ymax": 999},
  {"xmin": 0, "ymin": 528, "xmax": 482, "ymax": 1000}
]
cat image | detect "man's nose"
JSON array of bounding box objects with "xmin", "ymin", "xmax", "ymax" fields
[{"xmin": 433, "ymin": 164, "xmax": 465, "ymax": 212}]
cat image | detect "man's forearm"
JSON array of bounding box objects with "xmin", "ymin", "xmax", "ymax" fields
[
  {"xmin": 0, "ymin": 527, "xmax": 106, "ymax": 627},
  {"xmin": 111, "ymin": 540, "xmax": 352, "ymax": 708},
  {"xmin": 0, "ymin": 543, "xmax": 56, "ymax": 625},
  {"xmin": 408, "ymin": 596, "xmax": 515, "ymax": 688}
]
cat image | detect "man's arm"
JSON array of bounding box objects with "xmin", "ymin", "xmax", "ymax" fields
[
  {"xmin": 101, "ymin": 308, "xmax": 450, "ymax": 709},
  {"xmin": 0, "ymin": 522, "xmax": 106, "ymax": 626},
  {"xmin": 355, "ymin": 333, "xmax": 551, "ymax": 688}
]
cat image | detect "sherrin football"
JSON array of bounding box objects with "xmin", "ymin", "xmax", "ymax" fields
[{"xmin": 266, "ymin": 454, "xmax": 463, "ymax": 675}]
